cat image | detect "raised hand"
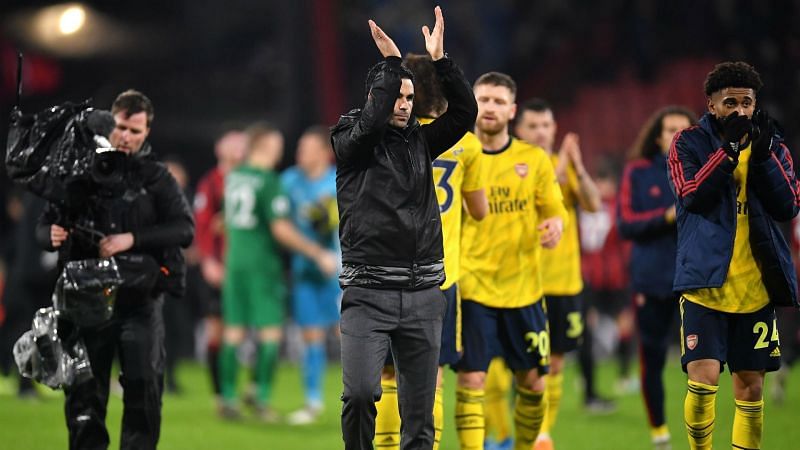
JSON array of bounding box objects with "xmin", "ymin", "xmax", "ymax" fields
[
  {"xmin": 421, "ymin": 6, "xmax": 445, "ymax": 61},
  {"xmin": 369, "ymin": 19, "xmax": 401, "ymax": 58}
]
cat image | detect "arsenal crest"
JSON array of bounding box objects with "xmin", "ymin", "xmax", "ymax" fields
[
  {"xmin": 515, "ymin": 163, "xmax": 528, "ymax": 178},
  {"xmin": 686, "ymin": 334, "xmax": 698, "ymax": 351}
]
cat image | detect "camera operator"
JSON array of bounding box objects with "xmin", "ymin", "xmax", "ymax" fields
[{"xmin": 36, "ymin": 90, "xmax": 194, "ymax": 450}]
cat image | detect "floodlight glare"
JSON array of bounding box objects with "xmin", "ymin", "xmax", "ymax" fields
[{"xmin": 59, "ymin": 5, "xmax": 86, "ymax": 35}]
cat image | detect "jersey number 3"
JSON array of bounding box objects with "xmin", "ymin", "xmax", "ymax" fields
[{"xmin": 433, "ymin": 159, "xmax": 457, "ymax": 213}]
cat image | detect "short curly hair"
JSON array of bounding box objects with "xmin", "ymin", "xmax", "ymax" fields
[{"xmin": 704, "ymin": 61, "xmax": 763, "ymax": 97}]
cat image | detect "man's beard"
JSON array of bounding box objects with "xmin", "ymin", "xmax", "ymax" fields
[{"xmin": 477, "ymin": 118, "xmax": 508, "ymax": 136}]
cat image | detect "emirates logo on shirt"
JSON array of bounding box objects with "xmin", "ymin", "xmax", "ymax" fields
[
  {"xmin": 515, "ymin": 163, "xmax": 528, "ymax": 178},
  {"xmin": 686, "ymin": 334, "xmax": 698, "ymax": 351}
]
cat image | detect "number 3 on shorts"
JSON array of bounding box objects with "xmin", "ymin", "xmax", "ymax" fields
[
  {"xmin": 752, "ymin": 318, "xmax": 780, "ymax": 350},
  {"xmin": 525, "ymin": 330, "xmax": 550, "ymax": 365}
]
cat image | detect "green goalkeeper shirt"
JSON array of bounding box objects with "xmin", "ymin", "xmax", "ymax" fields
[{"xmin": 224, "ymin": 165, "xmax": 289, "ymax": 273}]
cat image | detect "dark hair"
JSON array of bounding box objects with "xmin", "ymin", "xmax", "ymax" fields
[
  {"xmin": 403, "ymin": 53, "xmax": 446, "ymax": 118},
  {"xmin": 704, "ymin": 61, "xmax": 763, "ymax": 97},
  {"xmin": 301, "ymin": 125, "xmax": 332, "ymax": 148},
  {"xmin": 519, "ymin": 98, "xmax": 552, "ymax": 115},
  {"xmin": 364, "ymin": 60, "xmax": 415, "ymax": 102},
  {"xmin": 111, "ymin": 89, "xmax": 154, "ymax": 126},
  {"xmin": 473, "ymin": 72, "xmax": 517, "ymax": 98},
  {"xmin": 629, "ymin": 106, "xmax": 698, "ymax": 160},
  {"xmin": 244, "ymin": 121, "xmax": 281, "ymax": 151}
]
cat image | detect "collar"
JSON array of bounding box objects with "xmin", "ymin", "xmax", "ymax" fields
[{"xmin": 482, "ymin": 137, "xmax": 513, "ymax": 155}]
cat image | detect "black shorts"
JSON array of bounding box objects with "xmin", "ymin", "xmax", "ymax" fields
[
  {"xmin": 588, "ymin": 288, "xmax": 631, "ymax": 317},
  {"xmin": 453, "ymin": 299, "xmax": 549, "ymax": 374},
  {"xmin": 201, "ymin": 281, "xmax": 222, "ymax": 317},
  {"xmin": 680, "ymin": 297, "xmax": 781, "ymax": 373},
  {"xmin": 545, "ymin": 294, "xmax": 583, "ymax": 353}
]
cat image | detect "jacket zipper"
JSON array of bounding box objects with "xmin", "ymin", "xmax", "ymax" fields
[
  {"xmin": 723, "ymin": 176, "xmax": 737, "ymax": 283},
  {"xmin": 406, "ymin": 136, "xmax": 418, "ymax": 288}
]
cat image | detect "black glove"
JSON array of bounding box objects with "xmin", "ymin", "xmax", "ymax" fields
[
  {"xmin": 718, "ymin": 111, "xmax": 753, "ymax": 160},
  {"xmin": 750, "ymin": 109, "xmax": 776, "ymax": 163}
]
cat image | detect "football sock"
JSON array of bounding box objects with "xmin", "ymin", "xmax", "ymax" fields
[
  {"xmin": 207, "ymin": 343, "xmax": 221, "ymax": 395},
  {"xmin": 219, "ymin": 343, "xmax": 238, "ymax": 402},
  {"xmin": 433, "ymin": 386, "xmax": 444, "ymax": 450},
  {"xmin": 541, "ymin": 373, "xmax": 563, "ymax": 434},
  {"xmin": 374, "ymin": 378, "xmax": 400, "ymax": 449},
  {"xmin": 303, "ymin": 341, "xmax": 326, "ymax": 406},
  {"xmin": 684, "ymin": 380, "xmax": 717, "ymax": 450},
  {"xmin": 455, "ymin": 386, "xmax": 485, "ymax": 450},
  {"xmin": 255, "ymin": 341, "xmax": 279, "ymax": 405},
  {"xmin": 513, "ymin": 385, "xmax": 546, "ymax": 450},
  {"xmin": 732, "ymin": 399, "xmax": 763, "ymax": 450},
  {"xmin": 484, "ymin": 358, "xmax": 512, "ymax": 442}
]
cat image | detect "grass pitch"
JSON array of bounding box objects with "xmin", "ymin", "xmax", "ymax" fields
[{"xmin": 1, "ymin": 358, "xmax": 799, "ymax": 449}]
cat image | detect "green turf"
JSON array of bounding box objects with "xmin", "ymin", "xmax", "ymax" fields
[{"xmin": 1, "ymin": 358, "xmax": 799, "ymax": 449}]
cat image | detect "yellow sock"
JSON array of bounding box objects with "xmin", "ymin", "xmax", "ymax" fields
[
  {"xmin": 375, "ymin": 378, "xmax": 400, "ymax": 450},
  {"xmin": 433, "ymin": 387, "xmax": 444, "ymax": 450},
  {"xmin": 684, "ymin": 380, "xmax": 718, "ymax": 450},
  {"xmin": 455, "ymin": 386, "xmax": 485, "ymax": 450},
  {"xmin": 732, "ymin": 399, "xmax": 764, "ymax": 450},
  {"xmin": 651, "ymin": 423, "xmax": 670, "ymax": 441},
  {"xmin": 513, "ymin": 385, "xmax": 547, "ymax": 450},
  {"xmin": 540, "ymin": 373, "xmax": 563, "ymax": 435},
  {"xmin": 484, "ymin": 357, "xmax": 513, "ymax": 441}
]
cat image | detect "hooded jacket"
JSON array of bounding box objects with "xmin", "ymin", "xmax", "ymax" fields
[
  {"xmin": 667, "ymin": 113, "xmax": 799, "ymax": 307},
  {"xmin": 331, "ymin": 56, "xmax": 477, "ymax": 289}
]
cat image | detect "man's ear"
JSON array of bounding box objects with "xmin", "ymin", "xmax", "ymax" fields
[
  {"xmin": 509, "ymin": 103, "xmax": 518, "ymax": 121},
  {"xmin": 706, "ymin": 97, "xmax": 715, "ymax": 115}
]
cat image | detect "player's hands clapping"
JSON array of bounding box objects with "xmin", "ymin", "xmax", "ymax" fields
[
  {"xmin": 422, "ymin": 6, "xmax": 445, "ymax": 61},
  {"xmin": 538, "ymin": 217, "xmax": 564, "ymax": 249}
]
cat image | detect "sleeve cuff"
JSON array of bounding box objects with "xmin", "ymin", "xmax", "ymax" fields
[
  {"xmin": 385, "ymin": 56, "xmax": 403, "ymax": 68},
  {"xmin": 433, "ymin": 56, "xmax": 454, "ymax": 73}
]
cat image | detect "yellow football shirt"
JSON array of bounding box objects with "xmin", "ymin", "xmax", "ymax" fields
[
  {"xmin": 421, "ymin": 118, "xmax": 487, "ymax": 290},
  {"xmin": 540, "ymin": 155, "xmax": 584, "ymax": 296},
  {"xmin": 683, "ymin": 146, "xmax": 769, "ymax": 313},
  {"xmin": 460, "ymin": 138, "xmax": 568, "ymax": 308}
]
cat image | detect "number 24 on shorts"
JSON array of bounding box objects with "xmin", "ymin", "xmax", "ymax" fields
[
  {"xmin": 752, "ymin": 318, "xmax": 779, "ymax": 349},
  {"xmin": 525, "ymin": 330, "xmax": 550, "ymax": 366}
]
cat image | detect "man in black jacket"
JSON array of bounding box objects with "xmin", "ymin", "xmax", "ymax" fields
[
  {"xmin": 38, "ymin": 90, "xmax": 194, "ymax": 450},
  {"xmin": 331, "ymin": 7, "xmax": 477, "ymax": 450}
]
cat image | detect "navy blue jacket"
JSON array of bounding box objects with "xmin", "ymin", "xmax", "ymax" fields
[
  {"xmin": 667, "ymin": 113, "xmax": 800, "ymax": 307},
  {"xmin": 618, "ymin": 153, "xmax": 677, "ymax": 298}
]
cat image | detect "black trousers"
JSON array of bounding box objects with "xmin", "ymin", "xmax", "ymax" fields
[
  {"xmin": 635, "ymin": 294, "xmax": 679, "ymax": 428},
  {"xmin": 340, "ymin": 286, "xmax": 445, "ymax": 450},
  {"xmin": 63, "ymin": 295, "xmax": 165, "ymax": 450}
]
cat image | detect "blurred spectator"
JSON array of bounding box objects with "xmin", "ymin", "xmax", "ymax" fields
[
  {"xmin": 618, "ymin": 106, "xmax": 697, "ymax": 449},
  {"xmin": 193, "ymin": 129, "xmax": 247, "ymax": 408},
  {"xmin": 280, "ymin": 126, "xmax": 340, "ymax": 425},
  {"xmin": 579, "ymin": 157, "xmax": 633, "ymax": 412},
  {"xmin": 162, "ymin": 156, "xmax": 197, "ymax": 394}
]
